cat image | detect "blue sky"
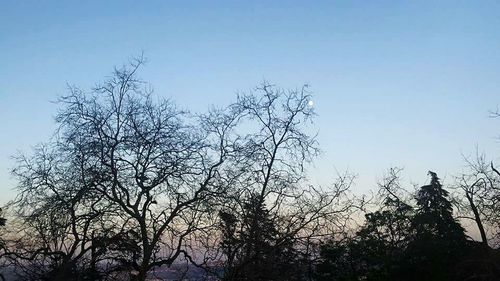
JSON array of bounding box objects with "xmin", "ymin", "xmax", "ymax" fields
[{"xmin": 1, "ymin": 1, "xmax": 500, "ymax": 204}]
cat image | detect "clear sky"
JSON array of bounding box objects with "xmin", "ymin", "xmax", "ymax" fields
[{"xmin": 1, "ymin": 1, "xmax": 500, "ymax": 204}]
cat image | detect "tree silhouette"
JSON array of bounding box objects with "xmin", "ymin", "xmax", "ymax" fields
[
  {"xmin": 455, "ymin": 152, "xmax": 500, "ymax": 248},
  {"xmin": 8, "ymin": 144, "xmax": 118, "ymax": 280},
  {"xmin": 6, "ymin": 57, "xmax": 241, "ymax": 281},
  {"xmin": 406, "ymin": 171, "xmax": 467, "ymax": 281},
  {"xmin": 5, "ymin": 57, "xmax": 494, "ymax": 281},
  {"xmin": 314, "ymin": 170, "xmax": 477, "ymax": 281},
  {"xmin": 212, "ymin": 84, "xmax": 357, "ymax": 281},
  {"xmin": 219, "ymin": 194, "xmax": 307, "ymax": 281},
  {"xmin": 0, "ymin": 208, "xmax": 6, "ymax": 281},
  {"xmin": 180, "ymin": 83, "xmax": 359, "ymax": 281},
  {"xmin": 316, "ymin": 169, "xmax": 414, "ymax": 281}
]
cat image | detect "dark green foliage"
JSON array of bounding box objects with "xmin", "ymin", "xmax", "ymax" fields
[
  {"xmin": 405, "ymin": 171, "xmax": 467, "ymax": 281},
  {"xmin": 356, "ymin": 188, "xmax": 413, "ymax": 280},
  {"xmin": 315, "ymin": 241, "xmax": 358, "ymax": 281},
  {"xmin": 412, "ymin": 172, "xmax": 465, "ymax": 241},
  {"xmin": 316, "ymin": 193, "xmax": 414, "ymax": 281},
  {"xmin": 220, "ymin": 194, "xmax": 304, "ymax": 281},
  {"xmin": 316, "ymin": 171, "xmax": 470, "ymax": 281},
  {"xmin": 355, "ymin": 203, "xmax": 414, "ymax": 280}
]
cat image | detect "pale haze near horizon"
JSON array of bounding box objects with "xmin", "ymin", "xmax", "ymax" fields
[{"xmin": 1, "ymin": 1, "xmax": 500, "ymax": 209}]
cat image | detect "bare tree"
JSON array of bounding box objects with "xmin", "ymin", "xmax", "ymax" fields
[
  {"xmin": 0, "ymin": 208, "xmax": 7, "ymax": 281},
  {"xmin": 455, "ymin": 152, "xmax": 500, "ymax": 247},
  {"xmin": 189, "ymin": 83, "xmax": 359, "ymax": 281},
  {"xmin": 57, "ymin": 57, "xmax": 243, "ymax": 281},
  {"xmin": 366, "ymin": 167, "xmax": 414, "ymax": 249},
  {"xmin": 7, "ymin": 57, "xmax": 240, "ymax": 281},
  {"xmin": 6, "ymin": 59, "xmax": 360, "ymax": 281},
  {"xmin": 7, "ymin": 142, "xmax": 123, "ymax": 280}
]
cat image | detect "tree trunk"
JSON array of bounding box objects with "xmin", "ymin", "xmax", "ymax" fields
[{"xmin": 466, "ymin": 191, "xmax": 488, "ymax": 246}]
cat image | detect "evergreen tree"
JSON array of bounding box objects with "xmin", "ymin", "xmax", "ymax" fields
[
  {"xmin": 406, "ymin": 171, "xmax": 467, "ymax": 281},
  {"xmin": 220, "ymin": 194, "xmax": 303, "ymax": 281},
  {"xmin": 413, "ymin": 172, "xmax": 465, "ymax": 240},
  {"xmin": 315, "ymin": 171, "xmax": 470, "ymax": 281}
]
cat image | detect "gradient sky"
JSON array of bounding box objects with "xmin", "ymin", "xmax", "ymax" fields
[{"xmin": 1, "ymin": 1, "xmax": 500, "ymax": 204}]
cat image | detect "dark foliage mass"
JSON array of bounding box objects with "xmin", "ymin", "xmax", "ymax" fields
[
  {"xmin": 0, "ymin": 59, "xmax": 499, "ymax": 281},
  {"xmin": 316, "ymin": 171, "xmax": 500, "ymax": 281}
]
